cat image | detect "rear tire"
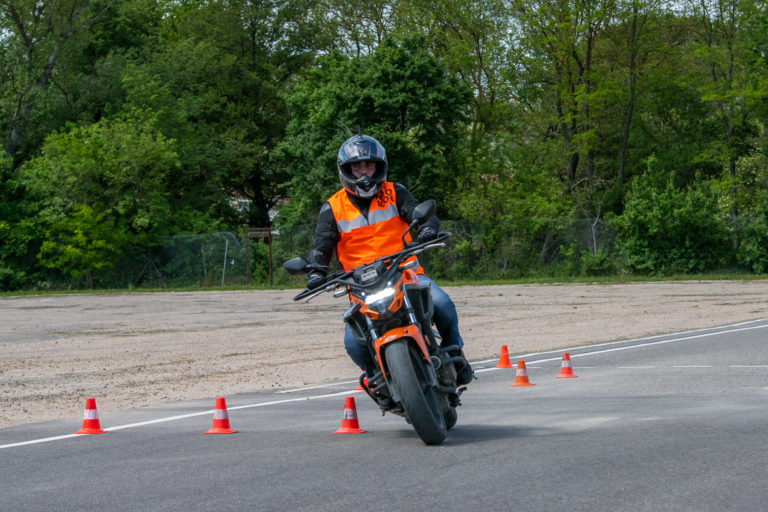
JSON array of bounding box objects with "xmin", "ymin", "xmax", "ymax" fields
[
  {"xmin": 386, "ymin": 340, "xmax": 446, "ymax": 445},
  {"xmin": 444, "ymin": 407, "xmax": 458, "ymax": 431}
]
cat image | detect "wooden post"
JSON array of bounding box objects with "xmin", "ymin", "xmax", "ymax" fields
[{"xmin": 244, "ymin": 227, "xmax": 273, "ymax": 284}]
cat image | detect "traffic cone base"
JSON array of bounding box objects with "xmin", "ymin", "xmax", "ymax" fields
[
  {"xmin": 334, "ymin": 396, "xmax": 366, "ymax": 434},
  {"xmin": 494, "ymin": 345, "xmax": 514, "ymax": 369},
  {"xmin": 205, "ymin": 397, "xmax": 238, "ymax": 434},
  {"xmin": 354, "ymin": 372, "xmax": 369, "ymax": 391},
  {"xmin": 557, "ymin": 352, "xmax": 578, "ymax": 378},
  {"xmin": 510, "ymin": 360, "xmax": 534, "ymax": 387},
  {"xmin": 74, "ymin": 398, "xmax": 107, "ymax": 434}
]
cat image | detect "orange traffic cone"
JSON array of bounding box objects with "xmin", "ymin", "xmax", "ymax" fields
[
  {"xmin": 74, "ymin": 398, "xmax": 108, "ymax": 434},
  {"xmin": 494, "ymin": 345, "xmax": 514, "ymax": 369},
  {"xmin": 557, "ymin": 352, "xmax": 578, "ymax": 378},
  {"xmin": 354, "ymin": 372, "xmax": 368, "ymax": 391},
  {"xmin": 334, "ymin": 396, "xmax": 366, "ymax": 434},
  {"xmin": 510, "ymin": 360, "xmax": 535, "ymax": 387},
  {"xmin": 204, "ymin": 397, "xmax": 239, "ymax": 434}
]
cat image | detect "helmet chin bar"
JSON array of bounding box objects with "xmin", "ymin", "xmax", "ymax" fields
[{"xmin": 355, "ymin": 184, "xmax": 377, "ymax": 198}]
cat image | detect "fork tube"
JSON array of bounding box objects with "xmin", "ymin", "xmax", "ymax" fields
[
  {"xmin": 364, "ymin": 316, "xmax": 379, "ymax": 340},
  {"xmin": 401, "ymin": 290, "xmax": 419, "ymax": 326}
]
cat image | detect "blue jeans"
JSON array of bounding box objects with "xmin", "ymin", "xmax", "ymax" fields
[{"xmin": 344, "ymin": 275, "xmax": 464, "ymax": 376}]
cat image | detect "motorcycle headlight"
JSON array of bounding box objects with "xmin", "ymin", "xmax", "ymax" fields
[{"xmin": 364, "ymin": 286, "xmax": 395, "ymax": 314}]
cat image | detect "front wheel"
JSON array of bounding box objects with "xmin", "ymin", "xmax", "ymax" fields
[{"xmin": 386, "ymin": 340, "xmax": 446, "ymax": 445}]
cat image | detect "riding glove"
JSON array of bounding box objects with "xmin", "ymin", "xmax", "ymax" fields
[
  {"xmin": 417, "ymin": 226, "xmax": 438, "ymax": 244},
  {"xmin": 306, "ymin": 272, "xmax": 325, "ymax": 290}
]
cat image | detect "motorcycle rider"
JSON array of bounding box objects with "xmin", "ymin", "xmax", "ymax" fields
[{"xmin": 305, "ymin": 133, "xmax": 473, "ymax": 386}]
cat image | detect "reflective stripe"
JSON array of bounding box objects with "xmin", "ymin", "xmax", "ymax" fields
[
  {"xmin": 368, "ymin": 203, "xmax": 399, "ymax": 225},
  {"xmin": 342, "ymin": 409, "xmax": 358, "ymax": 420},
  {"xmin": 83, "ymin": 409, "xmax": 99, "ymax": 420},
  {"xmin": 336, "ymin": 203, "xmax": 399, "ymax": 233},
  {"xmin": 213, "ymin": 409, "xmax": 229, "ymax": 420},
  {"xmin": 336, "ymin": 215, "xmax": 367, "ymax": 233}
]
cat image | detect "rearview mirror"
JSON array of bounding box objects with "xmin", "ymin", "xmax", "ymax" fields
[
  {"xmin": 411, "ymin": 200, "xmax": 436, "ymax": 228},
  {"xmin": 282, "ymin": 257, "xmax": 309, "ymax": 275}
]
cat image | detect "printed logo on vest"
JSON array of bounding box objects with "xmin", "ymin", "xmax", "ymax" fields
[{"xmin": 376, "ymin": 186, "xmax": 394, "ymax": 208}]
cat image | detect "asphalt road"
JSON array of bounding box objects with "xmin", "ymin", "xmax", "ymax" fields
[{"xmin": 2, "ymin": 319, "xmax": 767, "ymax": 512}]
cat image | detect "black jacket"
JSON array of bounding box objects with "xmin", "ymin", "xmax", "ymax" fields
[{"xmin": 307, "ymin": 182, "xmax": 440, "ymax": 274}]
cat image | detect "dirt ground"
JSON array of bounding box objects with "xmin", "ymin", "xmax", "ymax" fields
[{"xmin": 2, "ymin": 280, "xmax": 768, "ymax": 429}]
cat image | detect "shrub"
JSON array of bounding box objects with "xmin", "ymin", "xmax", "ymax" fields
[
  {"xmin": 734, "ymin": 217, "xmax": 768, "ymax": 273},
  {"xmin": 614, "ymin": 165, "xmax": 731, "ymax": 274}
]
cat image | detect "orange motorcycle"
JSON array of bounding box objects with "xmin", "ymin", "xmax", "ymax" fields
[{"xmin": 283, "ymin": 201, "xmax": 469, "ymax": 445}]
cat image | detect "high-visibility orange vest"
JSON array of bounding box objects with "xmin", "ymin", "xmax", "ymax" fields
[{"xmin": 327, "ymin": 182, "xmax": 422, "ymax": 272}]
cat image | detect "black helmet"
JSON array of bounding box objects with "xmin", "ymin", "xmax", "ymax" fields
[{"xmin": 337, "ymin": 134, "xmax": 388, "ymax": 198}]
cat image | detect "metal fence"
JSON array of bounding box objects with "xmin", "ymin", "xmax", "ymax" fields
[
  {"xmin": 122, "ymin": 218, "xmax": 621, "ymax": 288},
  {"xmin": 26, "ymin": 214, "xmax": 768, "ymax": 289},
  {"xmin": 136, "ymin": 231, "xmax": 250, "ymax": 287}
]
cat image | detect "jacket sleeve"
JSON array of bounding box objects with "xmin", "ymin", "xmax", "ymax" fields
[
  {"xmin": 306, "ymin": 202, "xmax": 338, "ymax": 276},
  {"xmin": 394, "ymin": 183, "xmax": 440, "ymax": 232}
]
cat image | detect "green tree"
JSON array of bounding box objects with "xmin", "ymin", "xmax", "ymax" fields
[
  {"xmin": 38, "ymin": 204, "xmax": 125, "ymax": 287},
  {"xmin": 326, "ymin": 0, "xmax": 397, "ymax": 56},
  {"xmin": 19, "ymin": 114, "xmax": 189, "ymax": 285},
  {"xmin": 684, "ymin": 0, "xmax": 766, "ymax": 221},
  {"xmin": 449, "ymin": 132, "xmax": 573, "ymax": 271},
  {"xmin": 0, "ymin": 151, "xmax": 37, "ymax": 289},
  {"xmin": 275, "ymin": 36, "xmax": 472, "ymax": 224},
  {"xmin": 395, "ymin": 0, "xmax": 519, "ymax": 139},
  {"xmin": 600, "ymin": 0, "xmax": 668, "ymax": 191},
  {"xmin": 0, "ymin": 0, "xmax": 115, "ymax": 164},
  {"xmin": 119, "ymin": 0, "xmax": 328, "ymax": 229},
  {"xmin": 614, "ymin": 158, "xmax": 732, "ymax": 273}
]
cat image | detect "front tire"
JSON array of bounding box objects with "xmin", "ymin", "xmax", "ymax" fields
[{"xmin": 386, "ymin": 340, "xmax": 446, "ymax": 445}]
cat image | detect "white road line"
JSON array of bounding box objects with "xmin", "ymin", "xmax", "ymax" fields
[
  {"xmin": 564, "ymin": 323, "xmax": 768, "ymax": 361},
  {"xmin": 473, "ymin": 318, "xmax": 768, "ymax": 365},
  {"xmin": 477, "ymin": 321, "xmax": 768, "ymax": 372},
  {"xmin": 0, "ymin": 434, "xmax": 82, "ymax": 449},
  {"xmin": 4, "ymin": 318, "xmax": 767, "ymax": 450},
  {"xmin": 276, "ymin": 379, "xmax": 359, "ymax": 394}
]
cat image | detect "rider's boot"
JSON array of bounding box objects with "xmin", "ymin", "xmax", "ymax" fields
[{"xmin": 454, "ymin": 350, "xmax": 474, "ymax": 385}]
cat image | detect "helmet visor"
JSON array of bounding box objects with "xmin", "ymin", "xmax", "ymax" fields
[{"xmin": 338, "ymin": 138, "xmax": 385, "ymax": 164}]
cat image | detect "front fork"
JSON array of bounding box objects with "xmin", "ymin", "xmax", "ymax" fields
[{"xmin": 350, "ymin": 286, "xmax": 460, "ymax": 410}]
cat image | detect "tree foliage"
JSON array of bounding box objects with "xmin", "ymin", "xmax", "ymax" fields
[
  {"xmin": 614, "ymin": 158, "xmax": 732, "ymax": 274},
  {"xmin": 275, "ymin": 36, "xmax": 472, "ymax": 223},
  {"xmin": 19, "ymin": 114, "xmax": 187, "ymax": 286},
  {"xmin": 2, "ymin": 0, "xmax": 768, "ymax": 289}
]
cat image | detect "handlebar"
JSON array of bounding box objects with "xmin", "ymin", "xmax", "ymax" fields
[{"xmin": 292, "ymin": 232, "xmax": 451, "ymax": 302}]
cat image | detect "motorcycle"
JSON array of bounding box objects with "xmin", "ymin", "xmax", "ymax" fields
[{"xmin": 283, "ymin": 200, "xmax": 469, "ymax": 445}]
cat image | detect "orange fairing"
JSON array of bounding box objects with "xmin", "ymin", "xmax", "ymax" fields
[
  {"xmin": 349, "ymin": 269, "xmax": 419, "ymax": 320},
  {"xmin": 374, "ymin": 324, "xmax": 431, "ymax": 378},
  {"xmin": 402, "ymin": 268, "xmax": 419, "ymax": 285},
  {"xmin": 348, "ymin": 267, "xmax": 419, "ymax": 320},
  {"xmin": 349, "ymin": 280, "xmax": 404, "ymax": 320}
]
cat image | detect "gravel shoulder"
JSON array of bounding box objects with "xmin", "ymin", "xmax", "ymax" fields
[{"xmin": 2, "ymin": 280, "xmax": 767, "ymax": 429}]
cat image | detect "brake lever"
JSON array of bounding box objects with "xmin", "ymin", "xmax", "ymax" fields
[{"xmin": 301, "ymin": 284, "xmax": 337, "ymax": 303}]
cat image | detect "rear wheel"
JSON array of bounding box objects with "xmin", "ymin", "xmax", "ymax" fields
[
  {"xmin": 444, "ymin": 407, "xmax": 458, "ymax": 431},
  {"xmin": 386, "ymin": 340, "xmax": 446, "ymax": 445}
]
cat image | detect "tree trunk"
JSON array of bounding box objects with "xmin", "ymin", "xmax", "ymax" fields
[{"xmin": 618, "ymin": 5, "xmax": 638, "ymax": 190}]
